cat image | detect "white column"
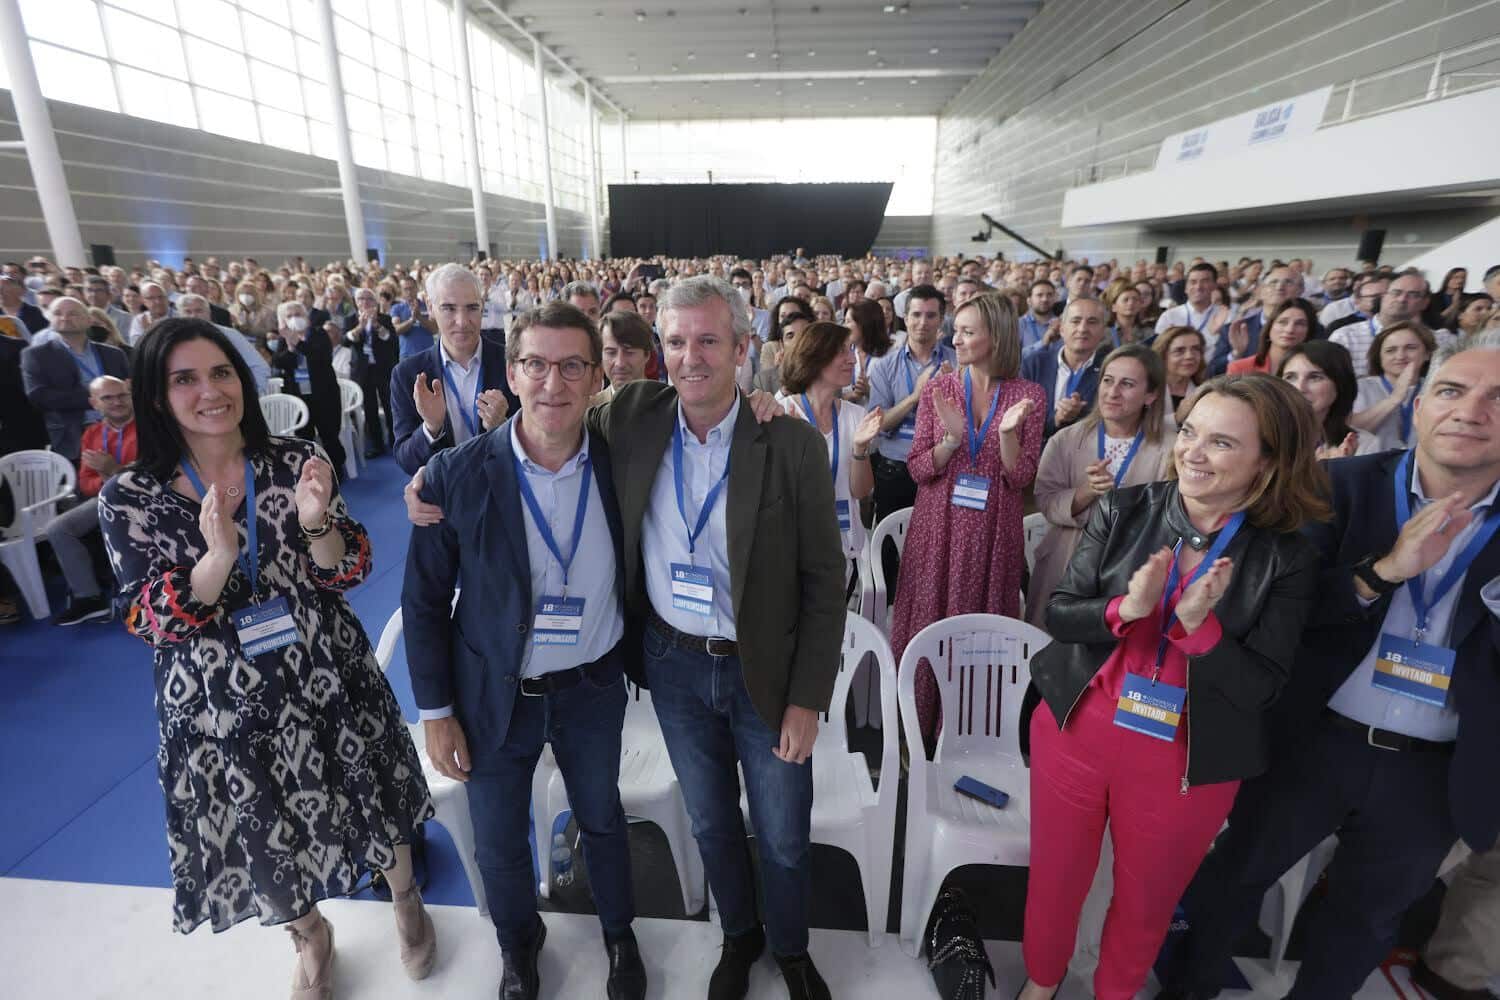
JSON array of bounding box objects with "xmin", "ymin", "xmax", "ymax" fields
[
  {"xmin": 619, "ymin": 113, "xmax": 628, "ymax": 182},
  {"xmin": 583, "ymin": 85, "xmax": 601, "ymax": 261},
  {"xmin": 533, "ymin": 38, "xmax": 558, "ymax": 261},
  {"xmin": 450, "ymin": 0, "xmax": 489, "ymax": 258},
  {"xmin": 314, "ymin": 0, "xmax": 367, "ymax": 264},
  {"xmin": 0, "ymin": 0, "xmax": 85, "ymax": 266}
]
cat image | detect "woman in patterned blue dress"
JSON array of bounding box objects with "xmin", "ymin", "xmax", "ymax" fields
[{"xmin": 98, "ymin": 318, "xmax": 435, "ymax": 999}]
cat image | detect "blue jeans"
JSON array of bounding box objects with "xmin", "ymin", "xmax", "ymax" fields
[
  {"xmin": 463, "ymin": 652, "xmax": 634, "ymax": 953},
  {"xmin": 643, "ymin": 625, "xmax": 814, "ymax": 957}
]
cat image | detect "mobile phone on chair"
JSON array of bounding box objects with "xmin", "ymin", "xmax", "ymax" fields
[{"xmin": 954, "ymin": 775, "xmax": 1009, "ymax": 809}]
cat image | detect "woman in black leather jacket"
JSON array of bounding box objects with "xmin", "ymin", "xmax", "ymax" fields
[{"xmin": 1015, "ymin": 374, "xmax": 1330, "ymax": 1000}]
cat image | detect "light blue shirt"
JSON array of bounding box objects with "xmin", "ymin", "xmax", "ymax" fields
[
  {"xmin": 1327, "ymin": 457, "xmax": 1500, "ymax": 741},
  {"xmin": 217, "ymin": 323, "xmax": 270, "ymax": 392},
  {"xmin": 418, "ymin": 425, "xmax": 624, "ymax": 719},
  {"xmin": 1019, "ymin": 312, "xmax": 1051, "ymax": 356},
  {"xmin": 427, "ymin": 342, "xmax": 482, "ymax": 446},
  {"xmin": 866, "ymin": 341, "xmax": 957, "ymax": 463},
  {"xmin": 642, "ymin": 396, "xmax": 740, "ymax": 639}
]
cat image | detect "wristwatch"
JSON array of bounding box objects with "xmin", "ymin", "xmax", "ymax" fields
[{"xmin": 1353, "ymin": 554, "xmax": 1402, "ymax": 597}]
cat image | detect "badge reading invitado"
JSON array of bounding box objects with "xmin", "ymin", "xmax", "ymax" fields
[{"xmin": 1114, "ymin": 673, "xmax": 1187, "ymax": 741}]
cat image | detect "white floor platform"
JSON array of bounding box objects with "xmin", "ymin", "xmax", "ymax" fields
[{"xmin": 0, "ymin": 877, "xmax": 1473, "ymax": 999}]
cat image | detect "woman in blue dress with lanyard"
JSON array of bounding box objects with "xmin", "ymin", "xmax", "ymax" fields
[
  {"xmin": 1026, "ymin": 344, "xmax": 1175, "ymax": 628},
  {"xmin": 98, "ymin": 319, "xmax": 435, "ymax": 999}
]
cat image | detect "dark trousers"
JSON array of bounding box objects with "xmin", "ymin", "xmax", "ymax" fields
[
  {"xmin": 362, "ymin": 363, "xmax": 393, "ymax": 451},
  {"xmin": 1175, "ymin": 714, "xmax": 1458, "ymax": 1000},
  {"xmin": 643, "ymin": 624, "xmax": 814, "ymax": 957},
  {"xmin": 871, "ymin": 452, "xmax": 917, "ymax": 595},
  {"xmin": 463, "ymin": 651, "xmax": 635, "ymax": 953}
]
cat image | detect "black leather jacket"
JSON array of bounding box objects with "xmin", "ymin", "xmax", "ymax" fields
[{"xmin": 1031, "ymin": 481, "xmax": 1321, "ymax": 787}]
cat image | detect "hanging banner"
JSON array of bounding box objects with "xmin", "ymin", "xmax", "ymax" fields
[{"xmin": 1158, "ymin": 86, "xmax": 1333, "ymax": 167}]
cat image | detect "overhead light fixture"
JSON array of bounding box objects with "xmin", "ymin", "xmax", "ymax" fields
[
  {"xmin": 857, "ymin": 78, "xmax": 866, "ymax": 86},
  {"xmin": 875, "ymin": 59, "xmax": 886, "ymax": 68},
  {"xmin": 930, "ymin": 47, "xmax": 940, "ymax": 54},
  {"xmin": 746, "ymin": 50, "xmax": 756, "ymax": 58},
  {"xmin": 882, "ymin": 3, "xmax": 896, "ymax": 11},
  {"xmin": 687, "ymin": 51, "xmax": 696, "ymax": 60},
  {"xmin": 909, "ymin": 78, "xmax": 918, "ymax": 85},
  {"xmin": 867, "ymin": 48, "xmax": 878, "ymax": 56},
  {"xmin": 634, "ymin": 9, "xmax": 646, "ymax": 21},
  {"xmin": 807, "ymin": 49, "xmax": 817, "ymax": 56},
  {"xmin": 769, "ymin": 50, "xmax": 781, "ymax": 59},
  {"xmin": 805, "ymin": 79, "xmax": 814, "ymax": 86},
  {"xmin": 670, "ymin": 64, "xmax": 679, "ymax": 71}
]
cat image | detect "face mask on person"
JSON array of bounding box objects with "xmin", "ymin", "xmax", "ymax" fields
[
  {"xmin": 239, "ymin": 293, "xmax": 256, "ymax": 307},
  {"xmin": 286, "ymin": 317, "xmax": 308, "ymax": 333},
  {"xmin": 86, "ymin": 326, "xmax": 110, "ymax": 343},
  {"xmin": 266, "ymin": 337, "xmax": 283, "ymax": 352}
]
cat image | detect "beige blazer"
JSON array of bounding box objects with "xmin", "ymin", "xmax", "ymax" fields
[{"xmin": 1025, "ymin": 418, "xmax": 1175, "ymax": 629}]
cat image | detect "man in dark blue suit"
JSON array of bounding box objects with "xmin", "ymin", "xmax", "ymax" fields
[
  {"xmin": 1161, "ymin": 338, "xmax": 1500, "ymax": 1000},
  {"xmin": 19, "ymin": 296, "xmax": 129, "ymax": 462},
  {"xmin": 1019, "ymin": 297, "xmax": 1109, "ymax": 440},
  {"xmin": 1206, "ymin": 264, "xmax": 1302, "ymax": 375},
  {"xmin": 389, "ymin": 263, "xmax": 520, "ymax": 476},
  {"xmin": 402, "ymin": 301, "xmax": 645, "ymax": 1000}
]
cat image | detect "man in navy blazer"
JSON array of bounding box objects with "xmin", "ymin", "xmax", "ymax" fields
[
  {"xmin": 1163, "ymin": 338, "xmax": 1500, "ymax": 1000},
  {"xmin": 402, "ymin": 301, "xmax": 645, "ymax": 1000},
  {"xmin": 19, "ymin": 297, "xmax": 129, "ymax": 462},
  {"xmin": 1019, "ymin": 297, "xmax": 1109, "ymax": 440},
  {"xmin": 389, "ymin": 264, "xmax": 520, "ymax": 476}
]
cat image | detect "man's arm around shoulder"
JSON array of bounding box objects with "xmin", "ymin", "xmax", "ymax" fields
[{"xmin": 784, "ymin": 420, "xmax": 848, "ymax": 714}]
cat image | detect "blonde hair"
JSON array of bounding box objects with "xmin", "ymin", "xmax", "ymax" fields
[{"xmin": 953, "ymin": 291, "xmax": 1021, "ymax": 379}]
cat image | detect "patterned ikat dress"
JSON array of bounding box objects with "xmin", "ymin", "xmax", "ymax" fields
[{"xmin": 98, "ymin": 437, "xmax": 433, "ymax": 934}]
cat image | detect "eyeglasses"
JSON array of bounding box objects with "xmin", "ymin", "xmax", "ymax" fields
[{"xmin": 515, "ymin": 356, "xmax": 594, "ymax": 381}]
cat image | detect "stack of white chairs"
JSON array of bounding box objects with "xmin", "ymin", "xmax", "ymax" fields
[
  {"xmin": 897, "ymin": 612, "xmax": 1050, "ymax": 955},
  {"xmin": 337, "ymin": 378, "xmax": 364, "ymax": 480},
  {"xmin": 259, "ymin": 393, "xmax": 309, "ymax": 436},
  {"xmin": 0, "ymin": 450, "xmax": 76, "ymax": 619}
]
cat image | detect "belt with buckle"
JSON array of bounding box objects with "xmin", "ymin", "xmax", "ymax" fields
[
  {"xmin": 519, "ymin": 652, "xmax": 620, "ymax": 697},
  {"xmin": 1324, "ymin": 710, "xmax": 1456, "ymax": 754},
  {"xmin": 648, "ymin": 609, "xmax": 738, "ymax": 658}
]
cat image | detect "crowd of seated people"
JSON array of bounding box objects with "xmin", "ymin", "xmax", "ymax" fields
[{"xmin": 5, "ymin": 246, "xmax": 1500, "ymax": 1000}]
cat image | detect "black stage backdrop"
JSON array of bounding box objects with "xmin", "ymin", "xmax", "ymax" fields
[{"xmin": 607, "ymin": 182, "xmax": 893, "ymax": 259}]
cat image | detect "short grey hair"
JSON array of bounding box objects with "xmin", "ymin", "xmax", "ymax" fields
[
  {"xmin": 659, "ymin": 275, "xmax": 753, "ymax": 344},
  {"xmin": 176, "ymin": 292, "xmax": 209, "ymax": 313},
  {"xmin": 424, "ymin": 262, "xmax": 481, "ymax": 303},
  {"xmin": 563, "ymin": 280, "xmax": 600, "ymax": 303},
  {"xmin": 276, "ymin": 299, "xmax": 307, "ymax": 326},
  {"xmin": 1429, "ymin": 328, "xmax": 1500, "ymax": 382}
]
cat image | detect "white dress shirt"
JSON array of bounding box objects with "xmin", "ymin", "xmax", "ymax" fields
[
  {"xmin": 1154, "ymin": 303, "xmax": 1225, "ymax": 359},
  {"xmin": 1330, "ymin": 317, "xmax": 1381, "ymax": 378},
  {"xmin": 423, "ymin": 341, "xmax": 483, "ymax": 445},
  {"xmin": 642, "ymin": 397, "xmax": 740, "ymax": 639}
]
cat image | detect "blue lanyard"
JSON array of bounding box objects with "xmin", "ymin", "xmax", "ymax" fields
[
  {"xmin": 1098, "ymin": 423, "xmax": 1145, "ymax": 488},
  {"xmin": 1109, "ymin": 325, "xmax": 1122, "ymax": 348},
  {"xmin": 1021, "ymin": 313, "xmax": 1045, "ymax": 345},
  {"xmin": 1392, "ymin": 450, "xmax": 1500, "ymax": 635},
  {"xmin": 672, "ymin": 419, "xmax": 732, "ymax": 556},
  {"xmin": 1367, "ymin": 318, "xmax": 1378, "ymax": 342},
  {"xmin": 71, "ymin": 344, "xmax": 103, "ymax": 382},
  {"xmin": 1155, "ymin": 509, "xmax": 1246, "ymax": 670},
  {"xmin": 1062, "ymin": 355, "xmax": 1089, "ymax": 397},
  {"xmin": 901, "ymin": 346, "xmax": 941, "ymax": 396},
  {"xmin": 1379, "ymin": 375, "xmax": 1418, "ymax": 442},
  {"xmin": 799, "ymin": 394, "xmax": 839, "ymax": 480},
  {"xmin": 102, "ymin": 423, "xmax": 126, "ymax": 464},
  {"xmin": 180, "ymin": 458, "xmax": 260, "ymax": 598},
  {"xmin": 513, "ymin": 452, "xmax": 592, "ymax": 591},
  {"xmin": 1191, "ymin": 306, "xmax": 1216, "ymax": 332},
  {"xmin": 441, "ymin": 357, "xmax": 482, "ymax": 437},
  {"xmin": 963, "ymin": 368, "xmax": 1002, "ymax": 467}
]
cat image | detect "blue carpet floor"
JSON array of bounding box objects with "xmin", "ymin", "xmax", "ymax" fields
[{"xmin": 0, "ymin": 454, "xmax": 479, "ymax": 908}]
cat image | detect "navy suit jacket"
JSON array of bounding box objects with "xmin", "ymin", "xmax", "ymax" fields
[
  {"xmin": 401, "ymin": 418, "xmax": 628, "ymax": 755},
  {"xmin": 19, "ymin": 338, "xmax": 129, "ymax": 462},
  {"xmin": 1208, "ymin": 310, "xmax": 1263, "ymax": 376},
  {"xmin": 1019, "ymin": 341, "xmax": 1105, "ymax": 439},
  {"xmin": 1280, "ymin": 450, "xmax": 1500, "ymax": 851},
  {"xmin": 389, "ymin": 339, "xmax": 519, "ymax": 475}
]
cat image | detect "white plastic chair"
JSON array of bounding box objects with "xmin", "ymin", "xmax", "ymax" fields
[
  {"xmin": 897, "ymin": 612, "xmax": 1051, "ymax": 955},
  {"xmin": 266, "ymin": 376, "xmax": 284, "ymax": 395},
  {"xmin": 337, "ymin": 378, "xmax": 364, "ymax": 480},
  {"xmin": 374, "ymin": 606, "xmax": 490, "ymax": 918},
  {"xmin": 259, "ymin": 393, "xmax": 310, "ymax": 436},
  {"xmin": 850, "ymin": 547, "xmax": 883, "ymax": 729},
  {"xmin": 866, "ymin": 507, "xmax": 911, "ymax": 635},
  {"xmin": 0, "ymin": 450, "xmax": 76, "ymax": 620},
  {"xmin": 542, "ymin": 682, "xmax": 707, "ymax": 916},
  {"xmin": 1022, "ymin": 511, "xmax": 1047, "ymax": 571}
]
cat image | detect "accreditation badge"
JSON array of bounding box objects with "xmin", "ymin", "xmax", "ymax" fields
[
  {"xmin": 1114, "ymin": 673, "xmax": 1187, "ymax": 741},
  {"xmin": 232, "ymin": 597, "xmax": 298, "ymax": 658},
  {"xmin": 533, "ymin": 595, "xmax": 584, "ymax": 646},
  {"xmin": 1372, "ymin": 633, "xmax": 1455, "ymax": 708}
]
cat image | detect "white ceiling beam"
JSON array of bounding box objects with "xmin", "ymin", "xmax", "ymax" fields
[
  {"xmin": 470, "ymin": 0, "xmax": 627, "ymax": 118},
  {"xmin": 602, "ymin": 68, "xmax": 975, "ymax": 84}
]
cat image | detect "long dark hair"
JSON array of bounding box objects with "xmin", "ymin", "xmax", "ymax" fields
[
  {"xmin": 845, "ymin": 297, "xmax": 893, "ymax": 358},
  {"xmin": 130, "ymin": 318, "xmax": 271, "ymax": 482},
  {"xmin": 1276, "ymin": 340, "xmax": 1357, "ymax": 448},
  {"xmin": 1254, "ymin": 297, "xmax": 1319, "ymax": 365}
]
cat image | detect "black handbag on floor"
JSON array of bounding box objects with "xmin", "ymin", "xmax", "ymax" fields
[{"xmin": 925, "ymin": 887, "xmax": 997, "ymax": 1000}]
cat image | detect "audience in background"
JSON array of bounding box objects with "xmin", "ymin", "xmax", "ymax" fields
[{"xmin": 1349, "ymin": 321, "xmax": 1437, "ymax": 454}]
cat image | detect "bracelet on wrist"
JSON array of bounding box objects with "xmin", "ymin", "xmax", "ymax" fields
[
  {"xmin": 301, "ymin": 514, "xmax": 333, "ymax": 538},
  {"xmin": 852, "ymin": 450, "xmax": 870, "ymax": 460}
]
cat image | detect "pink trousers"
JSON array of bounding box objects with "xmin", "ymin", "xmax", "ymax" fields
[{"xmin": 1024, "ymin": 690, "xmax": 1240, "ymax": 1000}]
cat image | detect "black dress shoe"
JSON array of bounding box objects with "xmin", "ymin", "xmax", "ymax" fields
[
  {"xmin": 55, "ymin": 594, "xmax": 112, "ymax": 626},
  {"xmin": 605, "ymin": 930, "xmax": 647, "ymax": 1000},
  {"xmin": 708, "ymin": 925, "xmax": 765, "ymax": 1000},
  {"xmin": 775, "ymin": 952, "xmax": 831, "ymax": 1000},
  {"xmin": 499, "ymin": 920, "xmax": 546, "ymax": 1000},
  {"xmin": 1412, "ymin": 957, "xmax": 1496, "ymax": 1000}
]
